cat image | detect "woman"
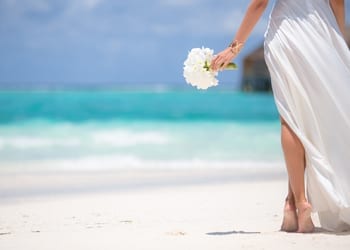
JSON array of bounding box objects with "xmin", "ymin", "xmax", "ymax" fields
[{"xmin": 211, "ymin": 0, "xmax": 350, "ymax": 233}]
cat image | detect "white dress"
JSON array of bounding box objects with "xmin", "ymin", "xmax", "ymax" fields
[{"xmin": 264, "ymin": 0, "xmax": 350, "ymax": 231}]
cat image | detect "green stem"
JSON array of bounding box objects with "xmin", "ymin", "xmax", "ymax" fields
[
  {"xmin": 204, "ymin": 61, "xmax": 238, "ymax": 71},
  {"xmin": 225, "ymin": 62, "xmax": 238, "ymax": 70}
]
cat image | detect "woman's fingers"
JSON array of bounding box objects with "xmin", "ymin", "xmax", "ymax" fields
[
  {"xmin": 212, "ymin": 49, "xmax": 234, "ymax": 71},
  {"xmin": 217, "ymin": 57, "xmax": 228, "ymax": 71},
  {"xmin": 222, "ymin": 59, "xmax": 231, "ymax": 70},
  {"xmin": 211, "ymin": 55, "xmax": 220, "ymax": 71},
  {"xmin": 213, "ymin": 57, "xmax": 226, "ymax": 71},
  {"xmin": 211, "ymin": 57, "xmax": 217, "ymax": 70}
]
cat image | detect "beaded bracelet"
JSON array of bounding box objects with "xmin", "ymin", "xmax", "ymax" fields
[{"xmin": 228, "ymin": 40, "xmax": 244, "ymax": 55}]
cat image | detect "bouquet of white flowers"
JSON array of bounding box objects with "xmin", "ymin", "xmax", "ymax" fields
[{"xmin": 183, "ymin": 47, "xmax": 237, "ymax": 90}]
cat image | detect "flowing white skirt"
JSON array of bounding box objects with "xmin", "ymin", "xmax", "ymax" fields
[{"xmin": 264, "ymin": 0, "xmax": 350, "ymax": 231}]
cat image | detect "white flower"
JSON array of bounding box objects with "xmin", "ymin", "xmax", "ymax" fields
[{"xmin": 183, "ymin": 47, "xmax": 218, "ymax": 90}]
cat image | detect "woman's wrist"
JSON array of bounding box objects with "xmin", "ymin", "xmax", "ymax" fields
[{"xmin": 228, "ymin": 39, "xmax": 245, "ymax": 55}]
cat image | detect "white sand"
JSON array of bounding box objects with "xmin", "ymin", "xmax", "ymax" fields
[{"xmin": 0, "ymin": 168, "xmax": 349, "ymax": 250}]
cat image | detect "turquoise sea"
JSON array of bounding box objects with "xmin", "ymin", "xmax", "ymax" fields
[{"xmin": 0, "ymin": 90, "xmax": 283, "ymax": 171}]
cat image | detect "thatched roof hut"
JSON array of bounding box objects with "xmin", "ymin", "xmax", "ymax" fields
[
  {"xmin": 241, "ymin": 45, "xmax": 271, "ymax": 92},
  {"xmin": 242, "ymin": 26, "xmax": 350, "ymax": 92},
  {"xmin": 345, "ymin": 26, "xmax": 350, "ymax": 45}
]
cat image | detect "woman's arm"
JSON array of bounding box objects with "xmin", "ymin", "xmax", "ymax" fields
[
  {"xmin": 211, "ymin": 0, "xmax": 269, "ymax": 71},
  {"xmin": 330, "ymin": 0, "xmax": 345, "ymax": 36}
]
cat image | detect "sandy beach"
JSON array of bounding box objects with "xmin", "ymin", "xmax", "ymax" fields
[{"xmin": 1, "ymin": 167, "xmax": 349, "ymax": 250}]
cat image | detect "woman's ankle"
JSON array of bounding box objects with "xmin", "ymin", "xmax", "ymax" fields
[
  {"xmin": 285, "ymin": 196, "xmax": 296, "ymax": 206},
  {"xmin": 295, "ymin": 199, "xmax": 311, "ymax": 210},
  {"xmin": 284, "ymin": 200, "xmax": 296, "ymax": 211}
]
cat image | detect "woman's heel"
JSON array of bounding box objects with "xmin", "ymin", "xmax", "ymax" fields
[
  {"xmin": 281, "ymin": 200, "xmax": 298, "ymax": 232},
  {"xmin": 296, "ymin": 202, "xmax": 315, "ymax": 233}
]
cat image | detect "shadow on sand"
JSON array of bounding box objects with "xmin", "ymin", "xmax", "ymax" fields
[
  {"xmin": 313, "ymin": 227, "xmax": 350, "ymax": 236},
  {"xmin": 207, "ymin": 227, "xmax": 350, "ymax": 236},
  {"xmin": 206, "ymin": 230, "xmax": 260, "ymax": 236}
]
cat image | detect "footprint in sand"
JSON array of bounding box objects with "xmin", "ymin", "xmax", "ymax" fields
[
  {"xmin": 0, "ymin": 232, "xmax": 12, "ymax": 236},
  {"xmin": 166, "ymin": 231, "xmax": 186, "ymax": 236},
  {"xmin": 119, "ymin": 220, "xmax": 133, "ymax": 224}
]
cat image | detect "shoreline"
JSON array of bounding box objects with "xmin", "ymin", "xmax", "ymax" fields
[{"xmin": 0, "ymin": 165, "xmax": 286, "ymax": 201}]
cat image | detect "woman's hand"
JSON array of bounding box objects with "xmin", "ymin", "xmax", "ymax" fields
[{"xmin": 210, "ymin": 48, "xmax": 236, "ymax": 72}]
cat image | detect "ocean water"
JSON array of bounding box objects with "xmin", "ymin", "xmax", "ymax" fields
[{"xmin": 0, "ymin": 90, "xmax": 283, "ymax": 171}]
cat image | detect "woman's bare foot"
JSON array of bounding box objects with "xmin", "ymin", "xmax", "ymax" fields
[
  {"xmin": 281, "ymin": 199, "xmax": 298, "ymax": 232},
  {"xmin": 296, "ymin": 201, "xmax": 315, "ymax": 233}
]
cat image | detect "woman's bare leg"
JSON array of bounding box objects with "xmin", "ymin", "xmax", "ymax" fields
[{"xmin": 280, "ymin": 115, "xmax": 314, "ymax": 233}]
